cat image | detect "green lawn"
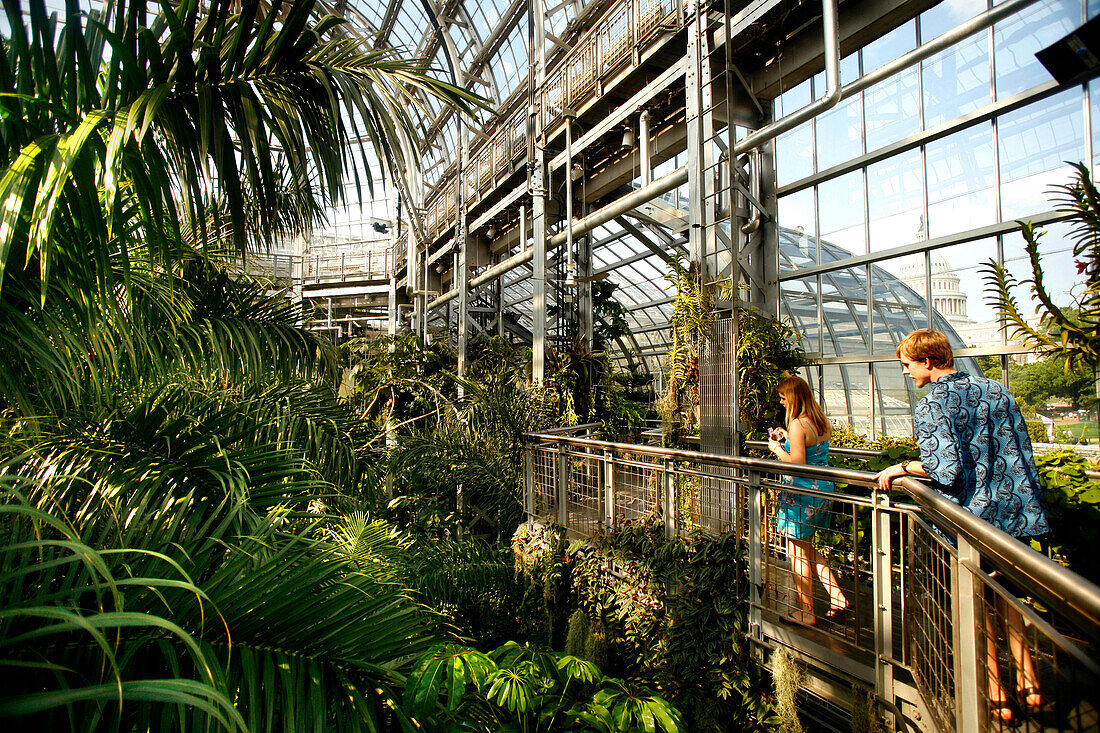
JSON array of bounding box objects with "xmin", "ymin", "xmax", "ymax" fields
[{"xmin": 1055, "ymin": 421, "xmax": 1100, "ymax": 441}]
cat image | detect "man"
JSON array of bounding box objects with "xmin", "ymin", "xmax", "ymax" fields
[{"xmin": 876, "ymin": 329, "xmax": 1049, "ymax": 724}]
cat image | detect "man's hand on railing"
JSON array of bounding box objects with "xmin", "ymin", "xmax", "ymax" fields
[{"xmin": 875, "ymin": 460, "xmax": 925, "ymax": 491}]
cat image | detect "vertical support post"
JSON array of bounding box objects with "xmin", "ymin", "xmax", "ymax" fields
[
  {"xmin": 529, "ymin": 0, "xmax": 547, "ymax": 384},
  {"xmin": 871, "ymin": 489, "xmax": 896, "ymax": 708},
  {"xmin": 388, "ymin": 276, "xmax": 398, "ymax": 337},
  {"xmin": 556, "ymin": 442, "xmax": 569, "ymax": 528},
  {"xmin": 747, "ymin": 469, "xmax": 764, "ymax": 644},
  {"xmin": 639, "ymin": 109, "xmax": 652, "ymax": 186},
  {"xmin": 525, "ymin": 445, "xmax": 535, "ymax": 522},
  {"xmin": 955, "ymin": 537, "xmax": 985, "ymax": 732},
  {"xmin": 662, "ymin": 459, "xmax": 677, "ymax": 538},
  {"xmin": 604, "ymin": 449, "xmax": 615, "ymax": 528}
]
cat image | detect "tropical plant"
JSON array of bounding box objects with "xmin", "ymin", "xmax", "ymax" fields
[
  {"xmin": 0, "ymin": 0, "xmax": 486, "ymax": 727},
  {"xmin": 982, "ymin": 162, "xmax": 1100, "ymax": 374},
  {"xmin": 567, "ymin": 517, "xmax": 779, "ymax": 730},
  {"xmin": 657, "ymin": 253, "xmax": 804, "ymax": 444},
  {"xmin": 402, "ymin": 641, "xmax": 685, "ymax": 732}
]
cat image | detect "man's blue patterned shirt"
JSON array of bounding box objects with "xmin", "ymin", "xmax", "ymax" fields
[{"xmin": 914, "ymin": 371, "xmax": 1050, "ymax": 538}]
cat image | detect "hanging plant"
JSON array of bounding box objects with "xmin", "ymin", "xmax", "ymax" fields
[{"xmin": 658, "ymin": 254, "xmax": 804, "ymax": 444}]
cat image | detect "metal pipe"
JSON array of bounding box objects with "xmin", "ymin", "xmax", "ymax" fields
[
  {"xmin": 427, "ymin": 166, "xmax": 688, "ymax": 310},
  {"xmin": 734, "ymin": 0, "xmax": 842, "ymax": 154},
  {"xmin": 427, "ymin": 0, "xmax": 1036, "ymax": 311},
  {"xmin": 640, "ymin": 109, "xmax": 652, "ymax": 186},
  {"xmin": 565, "ymin": 115, "xmax": 576, "ymax": 285}
]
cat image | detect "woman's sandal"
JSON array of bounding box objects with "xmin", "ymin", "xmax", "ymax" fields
[
  {"xmin": 823, "ymin": 603, "xmax": 852, "ymax": 622},
  {"xmin": 1018, "ymin": 687, "xmax": 1044, "ymax": 713},
  {"xmin": 989, "ymin": 699, "xmax": 1015, "ymax": 724}
]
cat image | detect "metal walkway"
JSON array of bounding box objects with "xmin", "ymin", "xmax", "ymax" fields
[{"xmin": 524, "ymin": 429, "xmax": 1100, "ymax": 732}]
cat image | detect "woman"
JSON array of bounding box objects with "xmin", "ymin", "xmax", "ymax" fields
[{"xmin": 767, "ymin": 376, "xmax": 850, "ymax": 626}]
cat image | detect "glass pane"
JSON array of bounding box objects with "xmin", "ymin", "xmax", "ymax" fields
[
  {"xmin": 776, "ymin": 77, "xmax": 812, "ymax": 116},
  {"xmin": 998, "ymin": 89, "xmax": 1085, "ymax": 221},
  {"xmin": 778, "ymin": 189, "xmax": 817, "ymax": 265},
  {"xmin": 922, "ymin": 0, "xmax": 991, "ymax": 129},
  {"xmin": 1092, "ymin": 79, "xmax": 1100, "ymax": 176},
  {"xmin": 822, "ymin": 364, "xmax": 872, "ymax": 435},
  {"xmin": 872, "ymin": 252, "xmax": 929, "ymax": 353},
  {"xmin": 868, "ymin": 149, "xmax": 924, "ymax": 252},
  {"xmin": 1001, "ymin": 221, "xmax": 1080, "ymax": 327},
  {"xmin": 815, "ymin": 95, "xmax": 863, "ymax": 170},
  {"xmin": 926, "ymin": 123, "xmax": 995, "ymax": 238},
  {"xmin": 873, "ymin": 361, "xmax": 921, "ymax": 436},
  {"xmin": 821, "ymin": 265, "xmax": 870, "ymax": 356},
  {"xmin": 863, "ymin": 19, "xmax": 917, "ymax": 72},
  {"xmin": 780, "ymin": 276, "xmax": 822, "ymax": 356},
  {"xmin": 864, "ymin": 66, "xmax": 921, "ymax": 152},
  {"xmin": 818, "ymin": 170, "xmax": 866, "ymax": 255},
  {"xmin": 928, "ymin": 239, "xmax": 999, "ymax": 348},
  {"xmin": 994, "ymin": 0, "xmax": 1078, "ymax": 99},
  {"xmin": 776, "ymin": 123, "xmax": 815, "ymax": 187}
]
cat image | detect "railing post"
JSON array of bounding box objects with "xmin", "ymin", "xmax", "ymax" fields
[
  {"xmin": 525, "ymin": 445, "xmax": 535, "ymax": 522},
  {"xmin": 557, "ymin": 443, "xmax": 569, "ymax": 528},
  {"xmin": 871, "ymin": 489, "xmax": 896, "ymax": 708},
  {"xmin": 955, "ymin": 536, "xmax": 985, "ymax": 732},
  {"xmin": 604, "ymin": 449, "xmax": 615, "ymax": 528},
  {"xmin": 662, "ymin": 458, "xmax": 677, "ymax": 538},
  {"xmin": 747, "ymin": 469, "xmax": 763, "ymax": 643}
]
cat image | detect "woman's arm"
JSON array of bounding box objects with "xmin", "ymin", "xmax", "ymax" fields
[{"xmin": 769, "ymin": 419, "xmax": 808, "ymax": 464}]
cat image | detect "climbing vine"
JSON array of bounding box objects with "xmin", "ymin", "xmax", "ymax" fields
[{"xmin": 657, "ymin": 254, "xmax": 804, "ymax": 445}]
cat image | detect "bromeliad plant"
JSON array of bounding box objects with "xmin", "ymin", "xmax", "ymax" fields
[{"xmin": 982, "ymin": 162, "xmax": 1100, "ymax": 374}]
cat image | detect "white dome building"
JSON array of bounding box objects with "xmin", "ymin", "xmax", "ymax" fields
[{"xmin": 898, "ymin": 252, "xmax": 973, "ymax": 329}]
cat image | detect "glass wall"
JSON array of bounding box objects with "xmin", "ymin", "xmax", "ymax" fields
[{"xmin": 774, "ymin": 0, "xmax": 1094, "ymax": 439}]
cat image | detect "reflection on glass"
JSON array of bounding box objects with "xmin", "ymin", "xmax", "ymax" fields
[
  {"xmin": 922, "ymin": 35, "xmax": 991, "ymax": 128},
  {"xmin": 822, "ymin": 364, "xmax": 871, "ymax": 434},
  {"xmin": 778, "ymin": 189, "xmax": 817, "ymax": 263},
  {"xmin": 926, "ymin": 123, "xmax": 995, "ymax": 238},
  {"xmin": 998, "ymin": 90, "xmax": 1084, "ymax": 220},
  {"xmin": 994, "ymin": 0, "xmax": 1077, "ymax": 99},
  {"xmin": 777, "ymin": 124, "xmax": 814, "ymax": 187},
  {"xmin": 864, "ymin": 68, "xmax": 920, "ymax": 152},
  {"xmin": 818, "ymin": 171, "xmax": 866, "ymax": 254},
  {"xmin": 816, "ymin": 96, "xmax": 863, "ymax": 170},
  {"xmin": 873, "ymin": 253, "xmax": 927, "ymax": 350},
  {"xmin": 868, "ymin": 149, "xmax": 924, "ymax": 252}
]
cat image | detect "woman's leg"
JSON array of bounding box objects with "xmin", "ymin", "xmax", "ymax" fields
[
  {"xmin": 997, "ymin": 595, "xmax": 1042, "ymax": 708},
  {"xmin": 808, "ymin": 544, "xmax": 849, "ymax": 614},
  {"xmin": 787, "ymin": 537, "xmax": 816, "ymax": 624},
  {"xmin": 986, "ymin": 609, "xmax": 1014, "ymax": 722}
]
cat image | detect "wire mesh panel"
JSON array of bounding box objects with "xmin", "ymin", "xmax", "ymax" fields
[
  {"xmin": 978, "ymin": 572, "xmax": 1100, "ymax": 732},
  {"xmin": 610, "ymin": 451, "xmax": 660, "ymax": 523},
  {"xmin": 906, "ymin": 516, "xmax": 958, "ymax": 733},
  {"xmin": 530, "ymin": 446, "xmax": 558, "ymax": 521},
  {"xmin": 567, "ymin": 448, "xmax": 602, "ymax": 536}
]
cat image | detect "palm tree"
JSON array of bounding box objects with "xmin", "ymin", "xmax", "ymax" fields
[{"xmin": 0, "ymin": 0, "xmax": 486, "ymax": 728}]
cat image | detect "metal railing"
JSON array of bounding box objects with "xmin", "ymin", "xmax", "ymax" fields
[
  {"xmin": 230, "ymin": 250, "xmax": 392, "ymax": 285},
  {"xmin": 523, "ymin": 431, "xmax": 1100, "ymax": 732},
  {"xmin": 421, "ymin": 0, "xmax": 687, "ymax": 243}
]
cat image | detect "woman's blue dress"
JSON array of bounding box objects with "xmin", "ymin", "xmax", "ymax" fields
[{"xmin": 775, "ymin": 439, "xmax": 834, "ymax": 540}]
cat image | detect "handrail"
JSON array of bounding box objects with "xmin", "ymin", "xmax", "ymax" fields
[
  {"xmin": 744, "ymin": 439, "xmax": 888, "ymax": 460},
  {"xmin": 895, "ymin": 474, "xmax": 1100, "ymax": 644},
  {"xmin": 523, "ymin": 430, "xmax": 1100, "ymax": 641}
]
